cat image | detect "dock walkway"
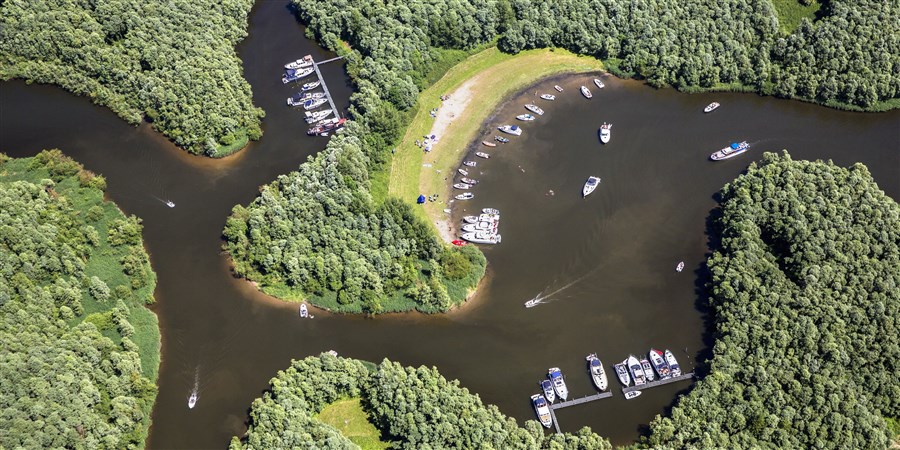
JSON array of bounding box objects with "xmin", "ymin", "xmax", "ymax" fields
[
  {"xmin": 622, "ymin": 372, "xmax": 695, "ymax": 394},
  {"xmin": 311, "ymin": 55, "xmax": 345, "ymax": 121}
]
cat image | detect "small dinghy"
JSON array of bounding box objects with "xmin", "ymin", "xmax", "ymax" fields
[
  {"xmin": 300, "ymin": 303, "xmax": 308, "ymax": 318},
  {"xmin": 554, "ymin": 85, "xmax": 564, "ymax": 92},
  {"xmin": 494, "ymin": 136, "xmax": 510, "ymax": 143},
  {"xmin": 625, "ymin": 391, "xmax": 642, "ymax": 400},
  {"xmin": 455, "ymin": 192, "xmax": 474, "ymax": 200},
  {"xmin": 482, "ymin": 140, "xmax": 497, "ymax": 147},
  {"xmin": 460, "ymin": 177, "xmax": 478, "ymax": 185},
  {"xmin": 463, "ymin": 160, "xmax": 477, "ymax": 167},
  {"xmin": 581, "ymin": 86, "xmax": 592, "ymax": 98},
  {"xmin": 475, "ymin": 152, "xmax": 490, "ymax": 159},
  {"xmin": 540, "ymin": 94, "xmax": 556, "ymax": 100},
  {"xmin": 517, "ymin": 114, "xmax": 536, "ymax": 121},
  {"xmin": 593, "ymin": 78, "xmax": 605, "ymax": 89},
  {"xmin": 676, "ymin": 261, "xmax": 685, "ymax": 272},
  {"xmin": 704, "ymin": 102, "xmax": 720, "ymax": 113},
  {"xmin": 188, "ymin": 391, "xmax": 198, "ymax": 409},
  {"xmin": 524, "ymin": 104, "xmax": 544, "ymax": 115},
  {"xmin": 165, "ymin": 200, "xmax": 175, "ymax": 208},
  {"xmin": 482, "ymin": 208, "xmax": 500, "ymax": 215},
  {"xmin": 453, "ymin": 183, "xmax": 473, "ymax": 190},
  {"xmin": 458, "ymin": 168, "xmax": 469, "ymax": 176},
  {"xmin": 451, "ymin": 239, "xmax": 467, "ymax": 246}
]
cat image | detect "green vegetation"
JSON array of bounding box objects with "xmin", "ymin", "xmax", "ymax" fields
[
  {"xmin": 645, "ymin": 152, "xmax": 899, "ymax": 449},
  {"xmin": 316, "ymin": 398, "xmax": 390, "ymax": 450},
  {"xmin": 230, "ymin": 355, "xmax": 611, "ymax": 449},
  {"xmin": 0, "ymin": 150, "xmax": 159, "ymax": 449},
  {"xmin": 0, "ymin": 0, "xmax": 264, "ymax": 156},
  {"xmin": 770, "ymin": 0, "xmax": 825, "ymax": 33}
]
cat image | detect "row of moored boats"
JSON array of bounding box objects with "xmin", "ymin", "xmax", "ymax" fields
[
  {"xmin": 282, "ymin": 55, "xmax": 346, "ymax": 136},
  {"xmin": 457, "ymin": 208, "xmax": 501, "ymax": 244}
]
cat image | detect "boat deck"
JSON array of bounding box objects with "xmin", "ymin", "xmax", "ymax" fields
[{"xmin": 622, "ymin": 372, "xmax": 695, "ymax": 393}]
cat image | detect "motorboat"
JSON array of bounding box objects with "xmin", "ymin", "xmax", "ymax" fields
[
  {"xmin": 282, "ymin": 67, "xmax": 315, "ymax": 84},
  {"xmin": 649, "ymin": 349, "xmax": 670, "ymax": 379},
  {"xmin": 593, "ymin": 78, "xmax": 605, "ymax": 89},
  {"xmin": 301, "ymin": 81, "xmax": 321, "ymax": 91},
  {"xmin": 303, "ymin": 98, "xmax": 328, "ymax": 110},
  {"xmin": 516, "ymin": 114, "xmax": 535, "ymax": 121},
  {"xmin": 462, "ymin": 215, "xmax": 478, "ymax": 224},
  {"xmin": 475, "ymin": 152, "xmax": 490, "ymax": 159},
  {"xmin": 494, "ymin": 136, "xmax": 510, "ymax": 143},
  {"xmin": 165, "ymin": 200, "xmax": 175, "ymax": 208},
  {"xmin": 458, "ymin": 168, "xmax": 469, "ymax": 176},
  {"xmin": 482, "ymin": 140, "xmax": 497, "ymax": 147},
  {"xmin": 676, "ymin": 261, "xmax": 685, "ymax": 272},
  {"xmin": 460, "ymin": 177, "xmax": 478, "ymax": 185},
  {"xmin": 463, "ymin": 160, "xmax": 477, "ymax": 167},
  {"xmin": 586, "ymin": 354, "xmax": 608, "ymax": 391},
  {"xmin": 582, "ymin": 176, "xmax": 601, "ymax": 197},
  {"xmin": 614, "ymin": 361, "xmax": 631, "ymax": 387},
  {"xmin": 453, "ymin": 183, "xmax": 473, "ymax": 190},
  {"xmin": 540, "ymin": 94, "xmax": 556, "ymax": 100},
  {"xmin": 641, "ymin": 358, "xmax": 656, "ymax": 382},
  {"xmin": 548, "ymin": 368, "xmax": 568, "ymax": 401},
  {"xmin": 304, "ymin": 109, "xmax": 334, "ymax": 123},
  {"xmin": 531, "ymin": 394, "xmax": 553, "ymax": 428},
  {"xmin": 580, "ymin": 86, "xmax": 592, "ymax": 98},
  {"xmin": 307, "ymin": 118, "xmax": 346, "ymax": 136},
  {"xmin": 300, "ymin": 303, "xmax": 308, "ymax": 318},
  {"xmin": 483, "ymin": 208, "xmax": 500, "ymax": 215},
  {"xmin": 461, "ymin": 231, "xmax": 501, "ymax": 244},
  {"xmin": 704, "ymin": 102, "xmax": 720, "ymax": 113},
  {"xmin": 498, "ymin": 125, "xmax": 522, "ymax": 136},
  {"xmin": 554, "ymin": 85, "xmax": 564, "ymax": 92},
  {"xmin": 627, "ymin": 355, "xmax": 646, "ymax": 386},
  {"xmin": 624, "ymin": 391, "xmax": 642, "ymax": 400},
  {"xmin": 524, "ymin": 104, "xmax": 544, "ymax": 115},
  {"xmin": 599, "ymin": 122, "xmax": 611, "ymax": 144},
  {"xmin": 710, "ymin": 141, "xmax": 749, "ymax": 161},
  {"xmin": 287, "ymin": 92, "xmax": 325, "ymax": 106},
  {"xmin": 462, "ymin": 222, "xmax": 495, "ymax": 232},
  {"xmin": 479, "ymin": 213, "xmax": 499, "ymax": 223},
  {"xmin": 525, "ymin": 298, "xmax": 541, "ymax": 308},
  {"xmin": 188, "ymin": 391, "xmax": 198, "ymax": 409},
  {"xmin": 455, "ymin": 192, "xmax": 474, "ymax": 200},
  {"xmin": 541, "ymin": 379, "xmax": 556, "ymax": 403},
  {"xmin": 285, "ymin": 55, "xmax": 313, "ymax": 70},
  {"xmin": 664, "ymin": 350, "xmax": 682, "ymax": 376}
]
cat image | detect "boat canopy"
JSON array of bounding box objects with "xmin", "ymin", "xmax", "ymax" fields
[
  {"xmin": 590, "ymin": 359, "xmax": 601, "ymax": 366},
  {"xmin": 550, "ymin": 370, "xmax": 561, "ymax": 377},
  {"xmin": 730, "ymin": 142, "xmax": 740, "ymax": 149}
]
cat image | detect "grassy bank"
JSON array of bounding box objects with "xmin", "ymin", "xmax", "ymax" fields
[
  {"xmin": 387, "ymin": 47, "xmax": 604, "ymax": 229},
  {"xmin": 315, "ymin": 398, "xmax": 390, "ymax": 450}
]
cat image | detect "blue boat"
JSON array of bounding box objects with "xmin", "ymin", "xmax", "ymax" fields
[{"xmin": 710, "ymin": 141, "xmax": 749, "ymax": 161}]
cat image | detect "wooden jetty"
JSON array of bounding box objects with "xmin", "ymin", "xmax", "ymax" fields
[
  {"xmin": 547, "ymin": 391, "xmax": 613, "ymax": 434},
  {"xmin": 311, "ymin": 56, "xmax": 345, "ymax": 121},
  {"xmin": 622, "ymin": 372, "xmax": 695, "ymax": 394}
]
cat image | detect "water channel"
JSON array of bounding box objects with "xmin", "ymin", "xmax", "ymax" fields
[{"xmin": 1, "ymin": 2, "xmax": 898, "ymax": 448}]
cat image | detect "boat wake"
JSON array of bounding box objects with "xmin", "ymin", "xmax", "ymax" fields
[
  {"xmin": 188, "ymin": 366, "xmax": 199, "ymax": 409},
  {"xmin": 524, "ymin": 267, "xmax": 600, "ymax": 307}
]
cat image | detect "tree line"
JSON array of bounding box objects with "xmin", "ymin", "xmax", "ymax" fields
[{"xmin": 0, "ymin": 151, "xmax": 159, "ymax": 449}]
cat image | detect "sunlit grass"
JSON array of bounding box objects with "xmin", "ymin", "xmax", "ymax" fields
[
  {"xmin": 770, "ymin": 0, "xmax": 824, "ymax": 33},
  {"xmin": 316, "ymin": 398, "xmax": 390, "ymax": 450}
]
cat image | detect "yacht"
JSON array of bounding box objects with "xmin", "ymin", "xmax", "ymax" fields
[
  {"xmin": 303, "ymin": 98, "xmax": 328, "ymax": 110},
  {"xmin": 307, "ymin": 118, "xmax": 346, "ymax": 136},
  {"xmin": 624, "ymin": 391, "xmax": 642, "ymax": 400},
  {"xmin": 455, "ymin": 192, "xmax": 474, "ymax": 200},
  {"xmin": 614, "ymin": 361, "xmax": 631, "ymax": 386},
  {"xmin": 285, "ymin": 55, "xmax": 313, "ymax": 70},
  {"xmin": 627, "ymin": 355, "xmax": 646, "ymax": 386},
  {"xmin": 676, "ymin": 261, "xmax": 685, "ymax": 272},
  {"xmin": 580, "ymin": 86, "xmax": 592, "ymax": 98},
  {"xmin": 165, "ymin": 200, "xmax": 175, "ymax": 208},
  {"xmin": 531, "ymin": 394, "xmax": 553, "ymax": 428},
  {"xmin": 641, "ymin": 357, "xmax": 656, "ymax": 382},
  {"xmin": 664, "ymin": 350, "xmax": 682, "ymax": 376},
  {"xmin": 593, "ymin": 78, "xmax": 605, "ymax": 89},
  {"xmin": 287, "ymin": 92, "xmax": 325, "ymax": 106},
  {"xmin": 461, "ymin": 231, "xmax": 500, "ymax": 244},
  {"xmin": 710, "ymin": 141, "xmax": 750, "ymax": 161},
  {"xmin": 599, "ymin": 122, "xmax": 611, "ymax": 144},
  {"xmin": 541, "ymin": 379, "xmax": 556, "ymax": 403},
  {"xmin": 554, "ymin": 85, "xmax": 564, "ymax": 92},
  {"xmin": 548, "ymin": 368, "xmax": 569, "ymax": 401},
  {"xmin": 301, "ymin": 81, "xmax": 321, "ymax": 91},
  {"xmin": 304, "ymin": 109, "xmax": 334, "ymax": 123},
  {"xmin": 540, "ymin": 94, "xmax": 556, "ymax": 100},
  {"xmin": 582, "ymin": 176, "xmax": 601, "ymax": 197},
  {"xmin": 586, "ymin": 354, "xmax": 608, "ymax": 391},
  {"xmin": 524, "ymin": 104, "xmax": 544, "ymax": 115},
  {"xmin": 516, "ymin": 114, "xmax": 535, "ymax": 121},
  {"xmin": 649, "ymin": 349, "xmax": 670, "ymax": 379},
  {"xmin": 188, "ymin": 391, "xmax": 198, "ymax": 409},
  {"xmin": 282, "ymin": 67, "xmax": 315, "ymax": 84},
  {"xmin": 453, "ymin": 183, "xmax": 472, "ymax": 190},
  {"xmin": 704, "ymin": 102, "xmax": 720, "ymax": 113},
  {"xmin": 498, "ymin": 125, "xmax": 522, "ymax": 136}
]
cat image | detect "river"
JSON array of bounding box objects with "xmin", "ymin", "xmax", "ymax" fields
[{"xmin": 1, "ymin": 1, "xmax": 898, "ymax": 448}]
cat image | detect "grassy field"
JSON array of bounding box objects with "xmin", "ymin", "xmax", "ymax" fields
[
  {"xmin": 316, "ymin": 398, "xmax": 390, "ymax": 450},
  {"xmin": 387, "ymin": 47, "xmax": 604, "ymax": 230},
  {"xmin": 770, "ymin": 0, "xmax": 824, "ymax": 33}
]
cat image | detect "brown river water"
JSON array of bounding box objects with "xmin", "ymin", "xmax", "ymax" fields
[{"xmin": 1, "ymin": 2, "xmax": 898, "ymax": 448}]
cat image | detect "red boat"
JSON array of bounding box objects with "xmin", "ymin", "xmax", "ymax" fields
[
  {"xmin": 307, "ymin": 118, "xmax": 346, "ymax": 136},
  {"xmin": 451, "ymin": 240, "xmax": 467, "ymax": 246}
]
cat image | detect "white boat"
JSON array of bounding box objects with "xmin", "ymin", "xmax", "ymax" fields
[
  {"xmin": 540, "ymin": 94, "xmax": 556, "ymax": 101},
  {"xmin": 453, "ymin": 183, "xmax": 473, "ymax": 190},
  {"xmin": 554, "ymin": 85, "xmax": 564, "ymax": 92},
  {"xmin": 582, "ymin": 176, "xmax": 601, "ymax": 197},
  {"xmin": 548, "ymin": 368, "xmax": 568, "ymax": 401},
  {"xmin": 482, "ymin": 140, "xmax": 497, "ymax": 147},
  {"xmin": 628, "ymin": 355, "xmax": 646, "ymax": 386},
  {"xmin": 188, "ymin": 391, "xmax": 198, "ymax": 409},
  {"xmin": 285, "ymin": 55, "xmax": 313, "ymax": 70},
  {"xmin": 301, "ymin": 81, "xmax": 321, "ymax": 91},
  {"xmin": 458, "ymin": 168, "xmax": 469, "ymax": 176},
  {"xmin": 475, "ymin": 152, "xmax": 490, "ymax": 159},
  {"xmin": 165, "ymin": 200, "xmax": 175, "ymax": 208},
  {"xmin": 581, "ymin": 86, "xmax": 592, "ymax": 99},
  {"xmin": 593, "ymin": 78, "xmax": 605, "ymax": 89},
  {"xmin": 282, "ymin": 67, "xmax": 315, "ymax": 84},
  {"xmin": 624, "ymin": 391, "xmax": 642, "ymax": 400},
  {"xmin": 704, "ymin": 102, "xmax": 720, "ymax": 113},
  {"xmin": 649, "ymin": 349, "xmax": 671, "ymax": 379},
  {"xmin": 483, "ymin": 208, "xmax": 500, "ymax": 215},
  {"xmin": 516, "ymin": 114, "xmax": 535, "ymax": 121},
  {"xmin": 498, "ymin": 125, "xmax": 522, "ymax": 136},
  {"xmin": 300, "ymin": 303, "xmax": 308, "ymax": 318},
  {"xmin": 455, "ymin": 192, "xmax": 474, "ymax": 200},
  {"xmin": 304, "ymin": 109, "xmax": 333, "ymax": 123},
  {"xmin": 494, "ymin": 136, "xmax": 510, "ymax": 143},
  {"xmin": 641, "ymin": 358, "xmax": 655, "ymax": 382},
  {"xmin": 540, "ymin": 379, "xmax": 556, "ymax": 403},
  {"xmin": 586, "ymin": 354, "xmax": 609, "ymax": 391},
  {"xmin": 463, "ymin": 160, "xmax": 477, "ymax": 167},
  {"xmin": 531, "ymin": 394, "xmax": 553, "ymax": 428},
  {"xmin": 710, "ymin": 141, "xmax": 750, "ymax": 161},
  {"xmin": 676, "ymin": 261, "xmax": 685, "ymax": 272},
  {"xmin": 462, "ymin": 215, "xmax": 478, "ymax": 224},
  {"xmin": 525, "ymin": 298, "xmax": 541, "ymax": 308},
  {"xmin": 460, "ymin": 177, "xmax": 478, "ymax": 185},
  {"xmin": 524, "ymin": 104, "xmax": 544, "ymax": 115},
  {"xmin": 614, "ymin": 361, "xmax": 631, "ymax": 387},
  {"xmin": 303, "ymin": 98, "xmax": 328, "ymax": 110},
  {"xmin": 461, "ymin": 224, "xmax": 479, "ymax": 232},
  {"xmin": 664, "ymin": 350, "xmax": 682, "ymax": 376},
  {"xmin": 599, "ymin": 122, "xmax": 611, "ymax": 144},
  {"xmin": 461, "ymin": 231, "xmax": 500, "ymax": 244}
]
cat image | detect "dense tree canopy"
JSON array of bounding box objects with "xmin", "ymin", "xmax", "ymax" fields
[
  {"xmin": 645, "ymin": 152, "xmax": 899, "ymax": 449},
  {"xmin": 0, "ymin": 0, "xmax": 264, "ymax": 155},
  {"xmin": 0, "ymin": 151, "xmax": 159, "ymax": 448},
  {"xmin": 231, "ymin": 355, "xmax": 611, "ymax": 449}
]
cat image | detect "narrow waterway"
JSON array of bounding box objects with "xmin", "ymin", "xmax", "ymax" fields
[{"xmin": 1, "ymin": 2, "xmax": 898, "ymax": 448}]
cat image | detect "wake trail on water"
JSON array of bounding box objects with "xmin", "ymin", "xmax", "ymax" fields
[{"xmin": 525, "ymin": 264, "xmax": 603, "ymax": 306}]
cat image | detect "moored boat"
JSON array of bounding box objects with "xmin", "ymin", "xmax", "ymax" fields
[
  {"xmin": 532, "ymin": 394, "xmax": 553, "ymax": 428},
  {"xmin": 451, "ymin": 239, "xmax": 467, "ymax": 246},
  {"xmin": 664, "ymin": 350, "xmax": 682, "ymax": 376},
  {"xmin": 710, "ymin": 141, "xmax": 749, "ymax": 160},
  {"xmin": 583, "ymin": 176, "xmax": 601, "ymax": 197},
  {"xmin": 301, "ymin": 81, "xmax": 321, "ymax": 91},
  {"xmin": 599, "ymin": 122, "xmax": 611, "ymax": 144},
  {"xmin": 593, "ymin": 78, "xmax": 605, "ymax": 89},
  {"xmin": 540, "ymin": 94, "xmax": 556, "ymax": 100},
  {"xmin": 307, "ymin": 118, "xmax": 346, "ymax": 136},
  {"xmin": 548, "ymin": 368, "xmax": 569, "ymax": 401},
  {"xmin": 282, "ymin": 67, "xmax": 315, "ymax": 84},
  {"xmin": 628, "ymin": 355, "xmax": 646, "ymax": 386},
  {"xmin": 287, "ymin": 92, "xmax": 325, "ymax": 106},
  {"xmin": 554, "ymin": 85, "xmax": 564, "ymax": 92},
  {"xmin": 483, "ymin": 208, "xmax": 500, "ymax": 215},
  {"xmin": 614, "ymin": 361, "xmax": 631, "ymax": 387},
  {"xmin": 624, "ymin": 391, "xmax": 642, "ymax": 400},
  {"xmin": 458, "ymin": 168, "xmax": 469, "ymax": 176},
  {"xmin": 300, "ymin": 303, "xmax": 308, "ymax": 318},
  {"xmin": 460, "ymin": 177, "xmax": 478, "ymax": 185},
  {"xmin": 305, "ymin": 109, "xmax": 334, "ymax": 123},
  {"xmin": 586, "ymin": 354, "xmax": 609, "ymax": 391},
  {"xmin": 453, "ymin": 183, "xmax": 473, "ymax": 190},
  {"xmin": 541, "ymin": 379, "xmax": 556, "ymax": 403},
  {"xmin": 494, "ymin": 136, "xmax": 510, "ymax": 143},
  {"xmin": 649, "ymin": 349, "xmax": 670, "ymax": 379},
  {"xmin": 462, "ymin": 215, "xmax": 478, "ymax": 224},
  {"xmin": 581, "ymin": 86, "xmax": 592, "ymax": 98},
  {"xmin": 676, "ymin": 261, "xmax": 685, "ymax": 272},
  {"xmin": 285, "ymin": 55, "xmax": 313, "ymax": 70},
  {"xmin": 498, "ymin": 125, "xmax": 522, "ymax": 136},
  {"xmin": 455, "ymin": 192, "xmax": 474, "ymax": 200},
  {"xmin": 482, "ymin": 140, "xmax": 497, "ymax": 147},
  {"xmin": 303, "ymin": 98, "xmax": 328, "ymax": 110},
  {"xmin": 463, "ymin": 160, "xmax": 477, "ymax": 167},
  {"xmin": 704, "ymin": 102, "xmax": 720, "ymax": 113},
  {"xmin": 641, "ymin": 358, "xmax": 656, "ymax": 382},
  {"xmin": 461, "ymin": 231, "xmax": 501, "ymax": 244},
  {"xmin": 524, "ymin": 104, "xmax": 544, "ymax": 115},
  {"xmin": 188, "ymin": 391, "xmax": 198, "ymax": 409},
  {"xmin": 517, "ymin": 114, "xmax": 535, "ymax": 121},
  {"xmin": 475, "ymin": 152, "xmax": 490, "ymax": 159}
]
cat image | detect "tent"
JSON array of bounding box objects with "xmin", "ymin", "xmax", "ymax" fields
[{"xmin": 417, "ymin": 194, "xmax": 426, "ymax": 204}]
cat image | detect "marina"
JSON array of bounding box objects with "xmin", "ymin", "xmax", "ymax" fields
[
  {"xmin": 622, "ymin": 372, "xmax": 695, "ymax": 394},
  {"xmin": 284, "ymin": 54, "xmax": 345, "ymax": 128}
]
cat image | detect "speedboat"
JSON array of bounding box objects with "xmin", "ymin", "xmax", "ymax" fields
[
  {"xmin": 287, "ymin": 92, "xmax": 324, "ymax": 106},
  {"xmin": 462, "ymin": 215, "xmax": 478, "ymax": 224},
  {"xmin": 524, "ymin": 104, "xmax": 544, "ymax": 115},
  {"xmin": 453, "ymin": 183, "xmax": 472, "ymax": 190},
  {"xmin": 479, "ymin": 213, "xmax": 499, "ymax": 223},
  {"xmin": 285, "ymin": 55, "xmax": 313, "ymax": 70},
  {"xmin": 301, "ymin": 81, "xmax": 321, "ymax": 91},
  {"xmin": 540, "ymin": 94, "xmax": 556, "ymax": 100},
  {"xmin": 455, "ymin": 192, "xmax": 474, "ymax": 200},
  {"xmin": 649, "ymin": 349, "xmax": 670, "ymax": 379},
  {"xmin": 710, "ymin": 141, "xmax": 749, "ymax": 161},
  {"xmin": 704, "ymin": 102, "xmax": 720, "ymax": 113},
  {"xmin": 554, "ymin": 85, "xmax": 564, "ymax": 92},
  {"xmin": 305, "ymin": 109, "xmax": 334, "ymax": 123},
  {"xmin": 307, "ymin": 118, "xmax": 346, "ymax": 136},
  {"xmin": 282, "ymin": 67, "xmax": 315, "ymax": 84},
  {"xmin": 614, "ymin": 361, "xmax": 631, "ymax": 386},
  {"xmin": 548, "ymin": 368, "xmax": 568, "ymax": 401},
  {"xmin": 483, "ymin": 208, "xmax": 500, "ymax": 215},
  {"xmin": 461, "ymin": 231, "xmax": 500, "ymax": 244},
  {"xmin": 165, "ymin": 200, "xmax": 175, "ymax": 208},
  {"xmin": 461, "ymin": 224, "xmax": 482, "ymax": 232},
  {"xmin": 586, "ymin": 354, "xmax": 608, "ymax": 391},
  {"xmin": 303, "ymin": 98, "xmax": 328, "ymax": 110},
  {"xmin": 676, "ymin": 261, "xmax": 685, "ymax": 272},
  {"xmin": 458, "ymin": 168, "xmax": 469, "ymax": 176},
  {"xmin": 475, "ymin": 152, "xmax": 490, "ymax": 159},
  {"xmin": 599, "ymin": 122, "xmax": 611, "ymax": 144},
  {"xmin": 624, "ymin": 391, "xmax": 642, "ymax": 400},
  {"xmin": 300, "ymin": 303, "xmax": 308, "ymax": 318},
  {"xmin": 664, "ymin": 350, "xmax": 682, "ymax": 376},
  {"xmin": 641, "ymin": 358, "xmax": 656, "ymax": 382},
  {"xmin": 582, "ymin": 176, "xmax": 601, "ymax": 197},
  {"xmin": 494, "ymin": 136, "xmax": 509, "ymax": 143},
  {"xmin": 581, "ymin": 86, "xmax": 592, "ymax": 99},
  {"xmin": 628, "ymin": 355, "xmax": 646, "ymax": 386},
  {"xmin": 531, "ymin": 394, "xmax": 553, "ymax": 428},
  {"xmin": 498, "ymin": 125, "xmax": 522, "ymax": 136},
  {"xmin": 516, "ymin": 114, "xmax": 535, "ymax": 121},
  {"xmin": 593, "ymin": 78, "xmax": 605, "ymax": 89},
  {"xmin": 188, "ymin": 391, "xmax": 198, "ymax": 409},
  {"xmin": 463, "ymin": 160, "xmax": 477, "ymax": 167},
  {"xmin": 460, "ymin": 177, "xmax": 478, "ymax": 185},
  {"xmin": 525, "ymin": 298, "xmax": 541, "ymax": 308},
  {"xmin": 541, "ymin": 379, "xmax": 556, "ymax": 403},
  {"xmin": 482, "ymin": 140, "xmax": 497, "ymax": 147}
]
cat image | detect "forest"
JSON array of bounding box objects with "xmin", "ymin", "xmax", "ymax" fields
[
  {"xmin": 644, "ymin": 152, "xmax": 899, "ymax": 449},
  {"xmin": 0, "ymin": 0, "xmax": 263, "ymax": 156},
  {"xmin": 231, "ymin": 354, "xmax": 611, "ymax": 449},
  {"xmin": 0, "ymin": 151, "xmax": 160, "ymax": 448}
]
